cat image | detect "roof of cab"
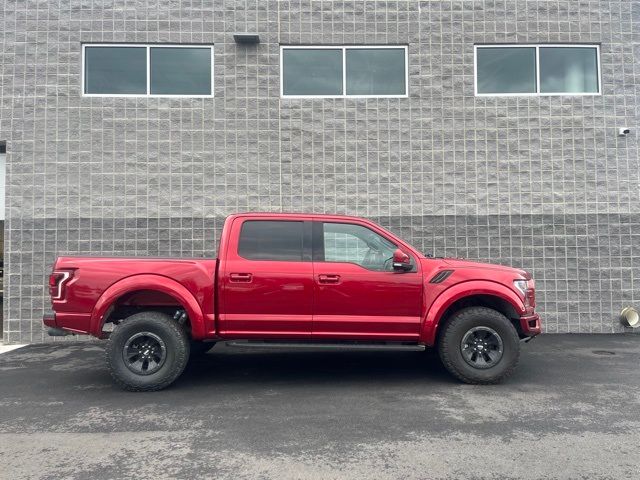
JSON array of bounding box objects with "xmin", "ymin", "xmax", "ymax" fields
[{"xmin": 226, "ymin": 212, "xmax": 367, "ymax": 222}]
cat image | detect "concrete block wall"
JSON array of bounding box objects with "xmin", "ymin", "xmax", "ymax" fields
[{"xmin": 1, "ymin": 0, "xmax": 638, "ymax": 343}]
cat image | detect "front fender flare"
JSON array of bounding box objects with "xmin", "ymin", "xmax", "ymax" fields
[
  {"xmin": 421, "ymin": 280, "xmax": 525, "ymax": 346},
  {"xmin": 89, "ymin": 274, "xmax": 206, "ymax": 339}
]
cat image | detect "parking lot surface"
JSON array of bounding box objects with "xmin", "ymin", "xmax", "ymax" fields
[{"xmin": 1, "ymin": 334, "xmax": 639, "ymax": 479}]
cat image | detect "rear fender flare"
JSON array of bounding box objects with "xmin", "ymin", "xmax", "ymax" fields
[
  {"xmin": 421, "ymin": 280, "xmax": 525, "ymax": 345},
  {"xmin": 90, "ymin": 274, "xmax": 206, "ymax": 339}
]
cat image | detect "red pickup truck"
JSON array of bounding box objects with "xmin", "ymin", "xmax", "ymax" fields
[{"xmin": 44, "ymin": 213, "xmax": 541, "ymax": 391}]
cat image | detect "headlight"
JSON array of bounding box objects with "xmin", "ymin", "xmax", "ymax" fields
[{"xmin": 513, "ymin": 280, "xmax": 528, "ymax": 297}]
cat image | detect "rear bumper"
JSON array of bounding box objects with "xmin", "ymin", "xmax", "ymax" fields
[
  {"xmin": 43, "ymin": 313, "xmax": 72, "ymax": 336},
  {"xmin": 42, "ymin": 312, "xmax": 92, "ymax": 336},
  {"xmin": 43, "ymin": 313, "xmax": 57, "ymax": 328},
  {"xmin": 519, "ymin": 313, "xmax": 542, "ymax": 337}
]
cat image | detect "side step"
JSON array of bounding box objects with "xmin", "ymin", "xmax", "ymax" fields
[{"xmin": 225, "ymin": 341, "xmax": 426, "ymax": 351}]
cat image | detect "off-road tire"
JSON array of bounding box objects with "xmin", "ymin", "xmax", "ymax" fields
[
  {"xmin": 438, "ymin": 306, "xmax": 520, "ymax": 384},
  {"xmin": 106, "ymin": 311, "xmax": 190, "ymax": 391}
]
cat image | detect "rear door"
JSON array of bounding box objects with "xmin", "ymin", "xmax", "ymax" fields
[
  {"xmin": 218, "ymin": 217, "xmax": 314, "ymax": 338},
  {"xmin": 312, "ymin": 221, "xmax": 423, "ymax": 341}
]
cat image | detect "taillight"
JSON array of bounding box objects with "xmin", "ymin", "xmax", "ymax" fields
[{"xmin": 49, "ymin": 270, "xmax": 73, "ymax": 300}]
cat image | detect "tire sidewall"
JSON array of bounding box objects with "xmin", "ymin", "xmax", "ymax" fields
[
  {"xmin": 439, "ymin": 307, "xmax": 519, "ymax": 383},
  {"xmin": 106, "ymin": 312, "xmax": 189, "ymax": 391}
]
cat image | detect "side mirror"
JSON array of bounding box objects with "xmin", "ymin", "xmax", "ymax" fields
[{"xmin": 392, "ymin": 249, "xmax": 413, "ymax": 272}]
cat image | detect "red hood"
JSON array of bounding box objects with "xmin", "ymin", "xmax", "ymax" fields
[{"xmin": 440, "ymin": 258, "xmax": 530, "ymax": 279}]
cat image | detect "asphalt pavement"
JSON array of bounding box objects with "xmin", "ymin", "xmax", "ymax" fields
[{"xmin": 1, "ymin": 334, "xmax": 639, "ymax": 479}]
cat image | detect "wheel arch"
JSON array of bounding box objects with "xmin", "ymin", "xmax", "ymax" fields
[
  {"xmin": 421, "ymin": 281, "xmax": 525, "ymax": 346},
  {"xmin": 90, "ymin": 274, "xmax": 206, "ymax": 340}
]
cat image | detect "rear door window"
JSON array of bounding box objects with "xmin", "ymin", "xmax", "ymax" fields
[{"xmin": 238, "ymin": 220, "xmax": 304, "ymax": 261}]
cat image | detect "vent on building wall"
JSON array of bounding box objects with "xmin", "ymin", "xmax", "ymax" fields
[{"xmin": 233, "ymin": 33, "xmax": 260, "ymax": 44}]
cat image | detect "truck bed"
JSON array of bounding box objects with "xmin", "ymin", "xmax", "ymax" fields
[{"xmin": 45, "ymin": 256, "xmax": 218, "ymax": 338}]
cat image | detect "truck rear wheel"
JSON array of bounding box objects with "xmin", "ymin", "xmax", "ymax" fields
[
  {"xmin": 438, "ymin": 306, "xmax": 519, "ymax": 384},
  {"xmin": 106, "ymin": 311, "xmax": 190, "ymax": 391}
]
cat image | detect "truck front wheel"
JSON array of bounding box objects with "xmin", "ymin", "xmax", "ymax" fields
[
  {"xmin": 106, "ymin": 311, "xmax": 190, "ymax": 391},
  {"xmin": 438, "ymin": 306, "xmax": 520, "ymax": 384}
]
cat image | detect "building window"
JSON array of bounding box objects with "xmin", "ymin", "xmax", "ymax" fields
[
  {"xmin": 476, "ymin": 47, "xmax": 537, "ymax": 94},
  {"xmin": 475, "ymin": 45, "xmax": 600, "ymax": 96},
  {"xmin": 539, "ymin": 47, "xmax": 599, "ymax": 94},
  {"xmin": 281, "ymin": 46, "xmax": 408, "ymax": 98},
  {"xmin": 83, "ymin": 44, "xmax": 214, "ymax": 97},
  {"xmin": 282, "ymin": 49, "xmax": 343, "ymax": 96}
]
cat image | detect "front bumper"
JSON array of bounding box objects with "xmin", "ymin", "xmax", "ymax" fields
[{"xmin": 519, "ymin": 313, "xmax": 542, "ymax": 337}]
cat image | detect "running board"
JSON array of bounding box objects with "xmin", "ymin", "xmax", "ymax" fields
[{"xmin": 225, "ymin": 341, "xmax": 426, "ymax": 351}]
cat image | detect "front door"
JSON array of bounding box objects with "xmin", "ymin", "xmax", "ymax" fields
[
  {"xmin": 219, "ymin": 218, "xmax": 314, "ymax": 338},
  {"xmin": 312, "ymin": 221, "xmax": 423, "ymax": 341}
]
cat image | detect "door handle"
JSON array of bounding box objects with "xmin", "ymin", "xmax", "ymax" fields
[
  {"xmin": 318, "ymin": 274, "xmax": 341, "ymax": 284},
  {"xmin": 230, "ymin": 273, "xmax": 252, "ymax": 283}
]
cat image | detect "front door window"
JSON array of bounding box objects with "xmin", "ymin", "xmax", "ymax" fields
[{"xmin": 322, "ymin": 222, "xmax": 398, "ymax": 271}]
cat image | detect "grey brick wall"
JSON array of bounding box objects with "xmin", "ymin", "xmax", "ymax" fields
[{"xmin": 1, "ymin": 0, "xmax": 639, "ymax": 343}]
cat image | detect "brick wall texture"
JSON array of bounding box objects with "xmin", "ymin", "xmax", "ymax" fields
[{"xmin": 1, "ymin": 0, "xmax": 639, "ymax": 343}]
